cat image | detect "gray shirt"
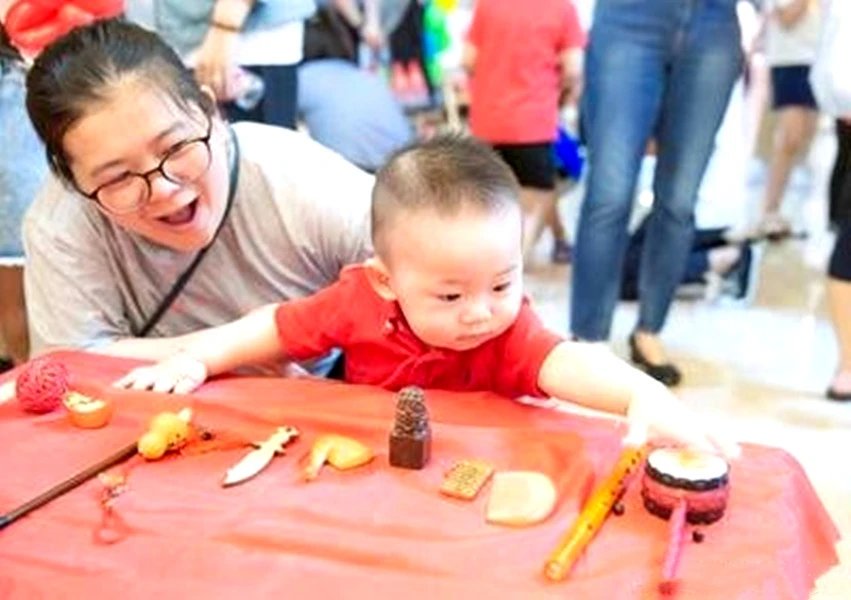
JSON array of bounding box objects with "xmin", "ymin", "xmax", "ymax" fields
[{"xmin": 23, "ymin": 122, "xmax": 373, "ymax": 356}]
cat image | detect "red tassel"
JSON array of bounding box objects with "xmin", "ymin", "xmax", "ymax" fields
[
  {"xmin": 89, "ymin": 429, "xmax": 250, "ymax": 543},
  {"xmin": 92, "ymin": 469, "xmax": 133, "ymax": 545},
  {"xmin": 659, "ymin": 499, "xmax": 687, "ymax": 595}
]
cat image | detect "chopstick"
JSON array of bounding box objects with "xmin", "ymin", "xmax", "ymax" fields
[{"xmin": 0, "ymin": 440, "xmax": 138, "ymax": 531}]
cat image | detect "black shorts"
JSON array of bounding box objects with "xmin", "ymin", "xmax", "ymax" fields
[
  {"xmin": 771, "ymin": 65, "xmax": 818, "ymax": 109},
  {"xmin": 492, "ymin": 142, "xmax": 556, "ymax": 190},
  {"xmin": 830, "ymin": 223, "xmax": 851, "ymax": 282}
]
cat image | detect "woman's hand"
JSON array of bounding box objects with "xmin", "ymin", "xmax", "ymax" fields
[
  {"xmin": 194, "ymin": 26, "xmax": 238, "ymax": 100},
  {"xmin": 625, "ymin": 381, "xmax": 741, "ymax": 460},
  {"xmin": 113, "ymin": 353, "xmax": 209, "ymax": 394}
]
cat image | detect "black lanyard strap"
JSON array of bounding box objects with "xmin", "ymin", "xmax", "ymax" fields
[{"xmin": 133, "ymin": 127, "xmax": 241, "ymax": 338}]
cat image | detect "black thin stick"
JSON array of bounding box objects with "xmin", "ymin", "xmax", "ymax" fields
[{"xmin": 0, "ymin": 441, "xmax": 138, "ymax": 531}]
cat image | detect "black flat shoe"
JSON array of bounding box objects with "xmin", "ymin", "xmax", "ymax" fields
[
  {"xmin": 826, "ymin": 387, "xmax": 851, "ymax": 402},
  {"xmin": 723, "ymin": 244, "xmax": 753, "ymax": 300},
  {"xmin": 628, "ymin": 334, "xmax": 682, "ymax": 387}
]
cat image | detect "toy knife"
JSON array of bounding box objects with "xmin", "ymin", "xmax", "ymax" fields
[{"xmin": 222, "ymin": 426, "xmax": 299, "ymax": 487}]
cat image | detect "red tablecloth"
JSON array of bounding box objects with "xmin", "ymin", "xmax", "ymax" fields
[{"xmin": 0, "ymin": 351, "xmax": 839, "ymax": 599}]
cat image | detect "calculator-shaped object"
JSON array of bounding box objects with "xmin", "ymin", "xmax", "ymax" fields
[{"xmin": 440, "ymin": 459, "xmax": 495, "ymax": 500}]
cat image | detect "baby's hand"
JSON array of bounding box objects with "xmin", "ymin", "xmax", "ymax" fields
[
  {"xmin": 626, "ymin": 381, "xmax": 740, "ymax": 460},
  {"xmin": 113, "ymin": 353, "xmax": 208, "ymax": 395}
]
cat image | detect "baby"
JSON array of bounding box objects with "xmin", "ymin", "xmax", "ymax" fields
[{"xmin": 117, "ymin": 135, "xmax": 737, "ymax": 457}]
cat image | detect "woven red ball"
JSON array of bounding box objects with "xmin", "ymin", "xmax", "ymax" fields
[{"xmin": 16, "ymin": 358, "xmax": 70, "ymax": 414}]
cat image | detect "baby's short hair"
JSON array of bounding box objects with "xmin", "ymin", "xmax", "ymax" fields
[{"xmin": 372, "ymin": 134, "xmax": 521, "ymax": 258}]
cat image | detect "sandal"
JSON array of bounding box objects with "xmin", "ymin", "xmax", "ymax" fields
[
  {"xmin": 758, "ymin": 214, "xmax": 793, "ymax": 242},
  {"xmin": 826, "ymin": 371, "xmax": 851, "ymax": 401},
  {"xmin": 722, "ymin": 245, "xmax": 754, "ymax": 300},
  {"xmin": 826, "ymin": 387, "xmax": 851, "ymax": 401}
]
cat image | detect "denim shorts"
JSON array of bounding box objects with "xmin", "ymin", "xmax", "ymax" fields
[{"xmin": 0, "ymin": 60, "xmax": 46, "ymax": 262}]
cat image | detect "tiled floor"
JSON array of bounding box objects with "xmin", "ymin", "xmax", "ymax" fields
[{"xmin": 524, "ymin": 91, "xmax": 851, "ymax": 543}]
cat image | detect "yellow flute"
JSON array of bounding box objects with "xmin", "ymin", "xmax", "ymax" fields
[{"xmin": 543, "ymin": 443, "xmax": 649, "ymax": 581}]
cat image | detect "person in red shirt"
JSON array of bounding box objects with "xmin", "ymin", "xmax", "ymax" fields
[
  {"xmin": 116, "ymin": 135, "xmax": 737, "ymax": 458},
  {"xmin": 463, "ymin": 0, "xmax": 585, "ymax": 265}
]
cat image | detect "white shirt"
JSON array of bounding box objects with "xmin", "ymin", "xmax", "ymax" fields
[
  {"xmin": 765, "ymin": 0, "xmax": 822, "ymax": 66},
  {"xmin": 126, "ymin": 0, "xmax": 305, "ymax": 66}
]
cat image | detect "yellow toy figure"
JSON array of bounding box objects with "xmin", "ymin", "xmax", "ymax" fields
[
  {"xmin": 137, "ymin": 408, "xmax": 192, "ymax": 461},
  {"xmin": 303, "ymin": 434, "xmax": 375, "ymax": 481}
]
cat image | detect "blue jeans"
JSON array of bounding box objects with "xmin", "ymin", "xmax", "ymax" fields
[{"xmin": 571, "ymin": 0, "xmax": 742, "ymax": 340}]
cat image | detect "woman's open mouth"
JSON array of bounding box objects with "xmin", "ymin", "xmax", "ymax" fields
[{"xmin": 158, "ymin": 199, "xmax": 199, "ymax": 226}]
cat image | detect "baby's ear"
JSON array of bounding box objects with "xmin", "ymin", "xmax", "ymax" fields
[{"xmin": 363, "ymin": 258, "xmax": 397, "ymax": 301}]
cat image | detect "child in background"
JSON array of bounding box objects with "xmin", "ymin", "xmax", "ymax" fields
[
  {"xmin": 117, "ymin": 136, "xmax": 738, "ymax": 458},
  {"xmin": 462, "ymin": 0, "xmax": 584, "ymax": 265},
  {"xmin": 756, "ymin": 0, "xmax": 822, "ymax": 239}
]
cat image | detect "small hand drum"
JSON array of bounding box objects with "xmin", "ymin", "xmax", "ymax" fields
[{"xmin": 640, "ymin": 448, "xmax": 730, "ymax": 594}]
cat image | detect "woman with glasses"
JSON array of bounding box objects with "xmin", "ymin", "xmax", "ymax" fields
[{"xmin": 22, "ymin": 19, "xmax": 372, "ymax": 374}]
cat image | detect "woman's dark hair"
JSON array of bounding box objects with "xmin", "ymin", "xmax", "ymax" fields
[
  {"xmin": 26, "ymin": 18, "xmax": 215, "ymax": 183},
  {"xmin": 0, "ymin": 22, "xmax": 24, "ymax": 63}
]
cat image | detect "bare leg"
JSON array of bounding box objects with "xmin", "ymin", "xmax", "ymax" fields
[
  {"xmin": 0, "ymin": 266, "xmax": 28, "ymax": 364},
  {"xmin": 545, "ymin": 197, "xmax": 572, "ymax": 264},
  {"xmin": 828, "ymin": 277, "xmax": 851, "ymax": 394},
  {"xmin": 759, "ymin": 106, "xmax": 818, "ymax": 232},
  {"xmin": 743, "ymin": 53, "xmax": 769, "ymax": 161},
  {"xmin": 545, "ymin": 200, "xmax": 566, "ymax": 242},
  {"xmin": 521, "ymin": 187, "xmax": 557, "ymax": 262}
]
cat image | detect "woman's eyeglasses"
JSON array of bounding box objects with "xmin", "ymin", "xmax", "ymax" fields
[{"xmin": 76, "ymin": 117, "xmax": 214, "ymax": 215}]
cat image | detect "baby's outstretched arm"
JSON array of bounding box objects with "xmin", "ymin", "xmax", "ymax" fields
[
  {"xmin": 537, "ymin": 341, "xmax": 739, "ymax": 459},
  {"xmin": 113, "ymin": 305, "xmax": 283, "ymax": 394}
]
